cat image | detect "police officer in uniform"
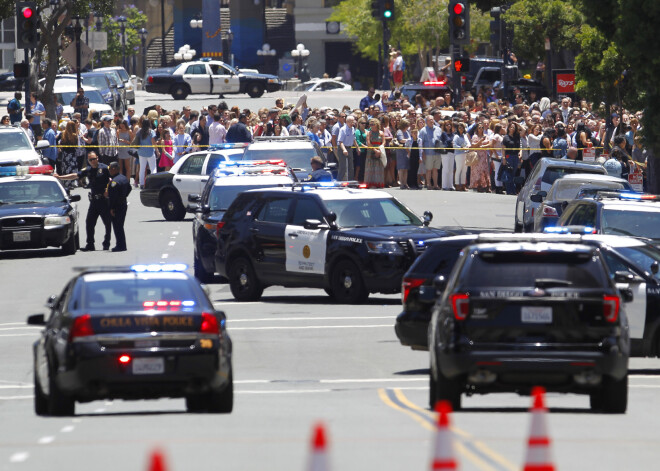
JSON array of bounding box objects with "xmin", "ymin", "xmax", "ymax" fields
[
  {"xmin": 106, "ymin": 162, "xmax": 131, "ymax": 252},
  {"xmin": 306, "ymin": 156, "xmax": 332, "ymax": 182},
  {"xmin": 56, "ymin": 151, "xmax": 112, "ymax": 251}
]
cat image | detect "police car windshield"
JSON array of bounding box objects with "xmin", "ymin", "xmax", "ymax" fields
[
  {"xmin": 210, "ymin": 184, "xmax": 281, "ymax": 211},
  {"xmin": 614, "ymin": 245, "xmax": 660, "ymax": 280},
  {"xmin": 241, "ymin": 150, "xmax": 316, "ymax": 170},
  {"xmin": 602, "ymin": 209, "xmax": 660, "ymax": 240},
  {"xmin": 0, "ymin": 181, "xmax": 65, "ymax": 204},
  {"xmin": 80, "ymin": 274, "xmax": 201, "ymax": 312},
  {"xmin": 325, "ymin": 198, "xmax": 422, "ymax": 228},
  {"xmin": 0, "ymin": 131, "xmax": 33, "ymax": 152},
  {"xmin": 468, "ymin": 251, "xmax": 607, "ymax": 288}
]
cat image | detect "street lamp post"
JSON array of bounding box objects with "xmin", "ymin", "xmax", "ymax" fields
[
  {"xmin": 93, "ymin": 12, "xmax": 103, "ymax": 68},
  {"xmin": 291, "ymin": 43, "xmax": 309, "ymax": 80},
  {"xmin": 226, "ymin": 29, "xmax": 234, "ymax": 67},
  {"xmin": 257, "ymin": 43, "xmax": 276, "ymax": 75},
  {"xmin": 118, "ymin": 16, "xmax": 127, "ymax": 71},
  {"xmin": 73, "ymin": 17, "xmax": 83, "ymax": 90},
  {"xmin": 174, "ymin": 45, "xmax": 196, "ymax": 62},
  {"xmin": 139, "ymin": 28, "xmax": 148, "ymax": 78}
]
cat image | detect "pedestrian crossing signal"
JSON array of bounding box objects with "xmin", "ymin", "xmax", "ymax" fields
[{"xmin": 453, "ymin": 57, "xmax": 470, "ymax": 73}]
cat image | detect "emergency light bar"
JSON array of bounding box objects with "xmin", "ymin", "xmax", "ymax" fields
[
  {"xmin": 209, "ymin": 143, "xmax": 249, "ymax": 150},
  {"xmin": 292, "ymin": 181, "xmax": 368, "ymax": 191},
  {"xmin": 0, "ymin": 165, "xmax": 54, "ymax": 177},
  {"xmin": 423, "ymin": 81, "xmax": 447, "ymax": 86},
  {"xmin": 131, "ymin": 264, "xmax": 188, "ymax": 273},
  {"xmin": 543, "ymin": 225, "xmax": 597, "ymax": 234}
]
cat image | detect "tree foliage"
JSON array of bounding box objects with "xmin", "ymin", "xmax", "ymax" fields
[{"xmin": 99, "ymin": 6, "xmax": 148, "ymax": 68}]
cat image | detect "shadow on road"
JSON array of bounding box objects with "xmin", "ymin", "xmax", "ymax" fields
[
  {"xmin": 630, "ymin": 368, "xmax": 660, "ymax": 376},
  {"xmin": 75, "ymin": 410, "xmax": 187, "ymax": 418},
  {"xmin": 455, "ymin": 407, "xmax": 594, "ymax": 414},
  {"xmin": 394, "ymin": 368, "xmax": 429, "ymax": 376},
  {"xmin": 214, "ymin": 295, "xmax": 400, "ymax": 306},
  {"xmin": 0, "ymin": 248, "xmax": 65, "ymax": 260},
  {"xmin": 140, "ymin": 219, "xmax": 193, "ymax": 223}
]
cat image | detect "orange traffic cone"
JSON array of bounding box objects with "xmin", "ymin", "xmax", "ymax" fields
[
  {"xmin": 523, "ymin": 387, "xmax": 555, "ymax": 471},
  {"xmin": 430, "ymin": 401, "xmax": 458, "ymax": 470},
  {"xmin": 148, "ymin": 449, "xmax": 167, "ymax": 471},
  {"xmin": 306, "ymin": 422, "xmax": 329, "ymax": 471}
]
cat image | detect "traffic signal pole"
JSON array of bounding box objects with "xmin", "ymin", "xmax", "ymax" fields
[
  {"xmin": 24, "ymin": 49, "xmax": 30, "ymax": 104},
  {"xmin": 382, "ymin": 20, "xmax": 391, "ymax": 91}
]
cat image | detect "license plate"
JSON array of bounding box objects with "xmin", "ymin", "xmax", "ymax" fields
[
  {"xmin": 134, "ymin": 339, "xmax": 159, "ymax": 348},
  {"xmin": 132, "ymin": 357, "xmax": 164, "ymax": 375},
  {"xmin": 13, "ymin": 231, "xmax": 30, "ymax": 242},
  {"xmin": 521, "ymin": 306, "xmax": 553, "ymax": 323}
]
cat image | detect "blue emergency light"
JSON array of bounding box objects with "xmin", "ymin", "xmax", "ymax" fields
[{"xmin": 131, "ymin": 263, "xmax": 188, "ymax": 273}]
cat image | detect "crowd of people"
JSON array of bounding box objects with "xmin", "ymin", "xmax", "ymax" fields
[{"xmin": 4, "ymin": 82, "xmax": 650, "ymax": 194}]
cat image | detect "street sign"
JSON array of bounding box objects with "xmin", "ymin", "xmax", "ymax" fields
[
  {"xmin": 91, "ymin": 31, "xmax": 107, "ymax": 51},
  {"xmin": 629, "ymin": 171, "xmax": 643, "ymax": 193},
  {"xmin": 61, "ymin": 42, "xmax": 95, "ymax": 70},
  {"xmin": 582, "ymin": 147, "xmax": 596, "ymax": 162}
]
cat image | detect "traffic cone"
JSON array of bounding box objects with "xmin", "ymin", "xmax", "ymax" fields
[
  {"xmin": 306, "ymin": 422, "xmax": 329, "ymax": 471},
  {"xmin": 430, "ymin": 400, "xmax": 458, "ymax": 470},
  {"xmin": 147, "ymin": 449, "xmax": 167, "ymax": 471},
  {"xmin": 522, "ymin": 387, "xmax": 555, "ymax": 471}
]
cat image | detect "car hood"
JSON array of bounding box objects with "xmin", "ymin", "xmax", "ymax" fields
[
  {"xmin": 239, "ymin": 72, "xmax": 280, "ymax": 81},
  {"xmin": 0, "ymin": 150, "xmax": 42, "ymax": 165},
  {"xmin": 0, "ymin": 202, "xmax": 70, "ymax": 217},
  {"xmin": 341, "ymin": 225, "xmax": 450, "ymax": 240}
]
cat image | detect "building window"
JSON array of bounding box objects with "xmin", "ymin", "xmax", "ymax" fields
[
  {"xmin": 2, "ymin": 18, "xmax": 15, "ymax": 44},
  {"xmin": 324, "ymin": 0, "xmax": 342, "ymax": 7}
]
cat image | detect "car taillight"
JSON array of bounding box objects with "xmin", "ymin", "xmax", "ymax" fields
[
  {"xmin": 401, "ymin": 277, "xmax": 425, "ymax": 304},
  {"xmin": 216, "ymin": 221, "xmax": 225, "ymax": 237},
  {"xmin": 603, "ymin": 295, "xmax": 620, "ymax": 323},
  {"xmin": 148, "ymin": 76, "xmax": 153, "ymax": 84},
  {"xmin": 70, "ymin": 314, "xmax": 94, "ymax": 340},
  {"xmin": 118, "ymin": 355, "xmax": 131, "ymax": 364},
  {"xmin": 200, "ymin": 312, "xmax": 219, "ymax": 334},
  {"xmin": 542, "ymin": 205, "xmax": 558, "ymax": 217},
  {"xmin": 534, "ymin": 177, "xmax": 542, "ymax": 191},
  {"xmin": 450, "ymin": 293, "xmax": 470, "ymax": 320}
]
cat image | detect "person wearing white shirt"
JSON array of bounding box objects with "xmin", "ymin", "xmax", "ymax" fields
[
  {"xmin": 208, "ymin": 113, "xmax": 227, "ymax": 145},
  {"xmin": 172, "ymin": 123, "xmax": 192, "ymax": 164}
]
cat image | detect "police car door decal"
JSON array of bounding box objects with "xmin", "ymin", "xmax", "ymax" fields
[{"xmin": 285, "ymin": 225, "xmax": 328, "ymax": 274}]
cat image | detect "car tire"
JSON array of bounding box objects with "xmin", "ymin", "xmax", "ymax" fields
[
  {"xmin": 34, "ymin": 370, "xmax": 48, "ymax": 416},
  {"xmin": 160, "ymin": 190, "xmax": 186, "ymax": 221},
  {"xmin": 596, "ymin": 375, "xmax": 628, "ymax": 414},
  {"xmin": 61, "ymin": 231, "xmax": 78, "ymax": 255},
  {"xmin": 170, "ymin": 84, "xmax": 190, "ymax": 100},
  {"xmin": 330, "ymin": 260, "xmax": 369, "ymax": 304},
  {"xmin": 208, "ymin": 370, "xmax": 233, "ymax": 413},
  {"xmin": 228, "ymin": 256, "xmax": 263, "ymax": 301},
  {"xmin": 434, "ymin": 367, "xmax": 461, "ymax": 411},
  {"xmin": 47, "ymin": 366, "xmax": 75, "ymax": 417},
  {"xmin": 185, "ymin": 394, "xmax": 207, "ymax": 413},
  {"xmin": 194, "ymin": 251, "xmax": 215, "ymax": 284},
  {"xmin": 247, "ymin": 82, "xmax": 265, "ymax": 98}
]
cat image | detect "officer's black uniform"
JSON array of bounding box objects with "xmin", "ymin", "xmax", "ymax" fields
[
  {"xmin": 306, "ymin": 168, "xmax": 333, "ymax": 182},
  {"xmin": 78, "ymin": 164, "xmax": 112, "ymax": 250},
  {"xmin": 107, "ymin": 173, "xmax": 131, "ymax": 251}
]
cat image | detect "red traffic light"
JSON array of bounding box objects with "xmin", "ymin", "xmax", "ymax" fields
[
  {"xmin": 453, "ymin": 3, "xmax": 465, "ymax": 15},
  {"xmin": 21, "ymin": 7, "xmax": 34, "ymax": 18},
  {"xmin": 454, "ymin": 60, "xmax": 463, "ymax": 72}
]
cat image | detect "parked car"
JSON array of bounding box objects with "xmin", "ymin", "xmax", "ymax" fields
[
  {"xmin": 96, "ymin": 66, "xmax": 135, "ymax": 104},
  {"xmin": 293, "ymin": 79, "xmax": 352, "ymax": 92}
]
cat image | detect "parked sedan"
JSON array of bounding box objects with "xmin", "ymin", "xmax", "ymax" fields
[{"xmin": 293, "ymin": 79, "xmax": 352, "ymax": 92}]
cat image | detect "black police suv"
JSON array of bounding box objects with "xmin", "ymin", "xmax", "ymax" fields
[
  {"xmin": 214, "ymin": 185, "xmax": 450, "ymax": 303},
  {"xmin": 429, "ymin": 240, "xmax": 630, "ymax": 413},
  {"xmin": 0, "ymin": 175, "xmax": 80, "ymax": 254},
  {"xmin": 27, "ymin": 265, "xmax": 233, "ymax": 416}
]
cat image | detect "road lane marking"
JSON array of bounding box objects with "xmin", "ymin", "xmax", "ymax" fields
[
  {"xmin": 238, "ymin": 389, "xmax": 333, "ymax": 394},
  {"xmin": 161, "ymin": 254, "xmax": 169, "ymax": 259},
  {"xmin": 0, "ymin": 327, "xmax": 40, "ymax": 331},
  {"xmin": 172, "ymin": 231, "xmax": 179, "ymax": 236},
  {"xmin": 9, "ymin": 452, "xmax": 28, "ymax": 463},
  {"xmin": 37, "ymin": 436, "xmax": 55, "ymax": 445},
  {"xmin": 168, "ymin": 241, "xmax": 176, "ymax": 246},
  {"xmin": 0, "ymin": 334, "xmax": 39, "ymax": 337},
  {"xmin": 230, "ymin": 324, "xmax": 391, "ymax": 331},
  {"xmin": 0, "ymin": 395, "xmax": 32, "ymax": 400},
  {"xmin": 0, "ymin": 385, "xmax": 32, "ymax": 389},
  {"xmin": 61, "ymin": 425, "xmax": 75, "ymax": 433},
  {"xmin": 229, "ymin": 316, "xmax": 393, "ymax": 322},
  {"xmin": 233, "ymin": 378, "xmax": 425, "ymax": 385}
]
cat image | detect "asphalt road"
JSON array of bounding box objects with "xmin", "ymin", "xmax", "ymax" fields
[{"xmin": 1, "ymin": 91, "xmax": 659, "ymax": 470}]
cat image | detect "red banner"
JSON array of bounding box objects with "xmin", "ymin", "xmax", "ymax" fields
[{"xmin": 556, "ymin": 73, "xmax": 575, "ymax": 94}]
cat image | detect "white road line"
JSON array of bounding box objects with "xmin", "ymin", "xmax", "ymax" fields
[
  {"xmin": 630, "ymin": 375, "xmax": 660, "ymax": 379},
  {"xmin": 230, "ymin": 324, "xmax": 391, "ymax": 331},
  {"xmin": 0, "ymin": 327, "xmax": 41, "ymax": 331},
  {"xmin": 72, "ymin": 419, "xmax": 82, "ymax": 423},
  {"xmin": 9, "ymin": 452, "xmax": 29, "ymax": 463},
  {"xmin": 60, "ymin": 425, "xmax": 75, "ymax": 433},
  {"xmin": 237, "ymin": 389, "xmax": 332, "ymax": 394},
  {"xmin": 630, "ymin": 385, "xmax": 660, "ymax": 388},
  {"xmin": 229, "ymin": 316, "xmax": 393, "ymax": 323},
  {"xmin": 0, "ymin": 385, "xmax": 32, "ymax": 389},
  {"xmin": 0, "ymin": 334, "xmax": 39, "ymax": 337},
  {"xmin": 172, "ymin": 231, "xmax": 179, "ymax": 236},
  {"xmin": 38, "ymin": 436, "xmax": 55, "ymax": 445},
  {"xmin": 0, "ymin": 323, "xmax": 33, "ymax": 326},
  {"xmin": 0, "ymin": 395, "xmax": 33, "ymax": 400},
  {"xmin": 161, "ymin": 254, "xmax": 169, "ymax": 259},
  {"xmin": 168, "ymin": 241, "xmax": 176, "ymax": 246},
  {"xmin": 233, "ymin": 378, "xmax": 426, "ymax": 385}
]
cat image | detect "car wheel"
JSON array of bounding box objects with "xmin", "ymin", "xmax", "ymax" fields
[
  {"xmin": 185, "ymin": 394, "xmax": 208, "ymax": 413},
  {"xmin": 160, "ymin": 191, "xmax": 186, "ymax": 221},
  {"xmin": 61, "ymin": 231, "xmax": 77, "ymax": 255},
  {"xmin": 434, "ymin": 366, "xmax": 461, "ymax": 411},
  {"xmin": 194, "ymin": 251, "xmax": 214, "ymax": 284},
  {"xmin": 34, "ymin": 370, "xmax": 48, "ymax": 416},
  {"xmin": 247, "ymin": 82, "xmax": 265, "ymax": 98},
  {"xmin": 208, "ymin": 370, "xmax": 233, "ymax": 413},
  {"xmin": 170, "ymin": 84, "xmax": 190, "ymax": 100},
  {"xmin": 47, "ymin": 365, "xmax": 75, "ymax": 416},
  {"xmin": 597, "ymin": 375, "xmax": 628, "ymax": 414},
  {"xmin": 331, "ymin": 260, "xmax": 369, "ymax": 304},
  {"xmin": 228, "ymin": 257, "xmax": 263, "ymax": 301}
]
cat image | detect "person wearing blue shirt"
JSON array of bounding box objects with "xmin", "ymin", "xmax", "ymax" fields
[
  {"xmin": 359, "ymin": 88, "xmax": 377, "ymax": 112},
  {"xmin": 30, "ymin": 93, "xmax": 45, "ymax": 139},
  {"xmin": 7, "ymin": 92, "xmax": 23, "ymax": 125},
  {"xmin": 41, "ymin": 119, "xmax": 58, "ymax": 167}
]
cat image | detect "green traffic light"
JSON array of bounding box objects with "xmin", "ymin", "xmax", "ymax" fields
[{"xmin": 383, "ymin": 9, "xmax": 392, "ymax": 18}]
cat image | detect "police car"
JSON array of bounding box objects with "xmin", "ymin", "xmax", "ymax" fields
[
  {"xmin": 429, "ymin": 239, "xmax": 630, "ymax": 413},
  {"xmin": 0, "ymin": 125, "xmax": 52, "ymax": 167},
  {"xmin": 0, "ymin": 170, "xmax": 80, "ymax": 254},
  {"xmin": 140, "ymin": 143, "xmax": 248, "ymax": 220},
  {"xmin": 27, "ymin": 264, "xmax": 233, "ymax": 416},
  {"xmin": 214, "ymin": 183, "xmax": 451, "ymax": 303},
  {"xmin": 189, "ymin": 161, "xmax": 293, "ymax": 283}
]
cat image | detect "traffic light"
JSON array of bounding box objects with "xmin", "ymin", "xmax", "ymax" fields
[
  {"xmin": 16, "ymin": 1, "xmax": 38, "ymax": 49},
  {"xmin": 448, "ymin": 1, "xmax": 469, "ymax": 45},
  {"xmin": 490, "ymin": 7, "xmax": 502, "ymax": 54},
  {"xmin": 382, "ymin": 0, "xmax": 394, "ymax": 21},
  {"xmin": 453, "ymin": 56, "xmax": 470, "ymax": 74},
  {"xmin": 371, "ymin": 0, "xmax": 380, "ymax": 19}
]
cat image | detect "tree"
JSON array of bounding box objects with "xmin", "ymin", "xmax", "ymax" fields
[{"xmin": 100, "ymin": 7, "xmax": 148, "ymax": 68}]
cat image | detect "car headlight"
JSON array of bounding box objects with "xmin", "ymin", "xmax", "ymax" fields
[
  {"xmin": 20, "ymin": 158, "xmax": 41, "ymax": 166},
  {"xmin": 365, "ymin": 240, "xmax": 404, "ymax": 255},
  {"xmin": 268, "ymin": 78, "xmax": 279, "ymax": 83},
  {"xmin": 44, "ymin": 216, "xmax": 71, "ymax": 226}
]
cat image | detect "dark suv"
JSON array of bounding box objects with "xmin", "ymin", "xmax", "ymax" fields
[{"xmin": 429, "ymin": 240, "xmax": 630, "ymax": 413}]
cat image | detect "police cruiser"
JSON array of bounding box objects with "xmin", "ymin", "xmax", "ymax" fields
[{"xmin": 214, "ymin": 183, "xmax": 451, "ymax": 303}]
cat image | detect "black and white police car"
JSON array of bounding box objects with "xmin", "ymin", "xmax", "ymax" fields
[
  {"xmin": 214, "ymin": 183, "xmax": 452, "ymax": 303},
  {"xmin": 429, "ymin": 238, "xmax": 630, "ymax": 413},
  {"xmin": 27, "ymin": 264, "xmax": 233, "ymax": 416},
  {"xmin": 189, "ymin": 161, "xmax": 293, "ymax": 283},
  {"xmin": 140, "ymin": 143, "xmax": 248, "ymax": 220}
]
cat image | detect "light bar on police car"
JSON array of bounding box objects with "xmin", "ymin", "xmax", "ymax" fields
[
  {"xmin": 0, "ymin": 165, "xmax": 54, "ymax": 177},
  {"xmin": 130, "ymin": 263, "xmax": 188, "ymax": 273}
]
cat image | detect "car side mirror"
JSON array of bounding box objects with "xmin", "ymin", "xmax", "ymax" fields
[
  {"xmin": 35, "ymin": 140, "xmax": 50, "ymax": 150},
  {"xmin": 614, "ymin": 270, "xmax": 635, "ymax": 283},
  {"xmin": 325, "ymin": 211, "xmax": 338, "ymax": 229},
  {"xmin": 620, "ymin": 287, "xmax": 634, "ymax": 303},
  {"xmin": 27, "ymin": 314, "xmax": 45, "ymax": 326},
  {"xmin": 45, "ymin": 295, "xmax": 58, "ymax": 309},
  {"xmin": 423, "ymin": 211, "xmax": 433, "ymax": 227},
  {"xmin": 304, "ymin": 219, "xmax": 324, "ymax": 230},
  {"xmin": 188, "ymin": 194, "xmax": 201, "ymax": 203},
  {"xmin": 530, "ymin": 193, "xmax": 545, "ymax": 203},
  {"xmin": 651, "ymin": 261, "xmax": 659, "ymax": 275},
  {"xmin": 69, "ymin": 194, "xmax": 81, "ymax": 202},
  {"xmin": 433, "ymin": 275, "xmax": 447, "ymax": 292},
  {"xmin": 186, "ymin": 204, "xmax": 200, "ymax": 213}
]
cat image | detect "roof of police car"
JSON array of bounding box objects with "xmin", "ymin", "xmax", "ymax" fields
[
  {"xmin": 242, "ymin": 186, "xmax": 394, "ymax": 200},
  {"xmin": 465, "ymin": 241, "xmax": 598, "ymax": 254}
]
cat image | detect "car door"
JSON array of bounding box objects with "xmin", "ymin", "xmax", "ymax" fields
[
  {"xmin": 285, "ymin": 196, "xmax": 328, "ymax": 281},
  {"xmin": 251, "ymin": 196, "xmax": 293, "ymax": 282},
  {"xmin": 182, "ymin": 64, "xmax": 212, "ymax": 94},
  {"xmin": 174, "ymin": 153, "xmax": 207, "ymax": 202},
  {"xmin": 210, "ymin": 63, "xmax": 240, "ymax": 94},
  {"xmin": 203, "ymin": 153, "xmax": 230, "ymax": 175}
]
